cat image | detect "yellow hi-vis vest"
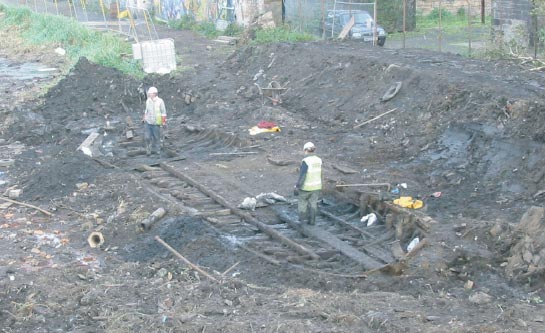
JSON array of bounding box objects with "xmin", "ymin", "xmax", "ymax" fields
[
  {"xmin": 301, "ymin": 155, "xmax": 322, "ymax": 191},
  {"xmin": 154, "ymin": 105, "xmax": 163, "ymax": 125}
]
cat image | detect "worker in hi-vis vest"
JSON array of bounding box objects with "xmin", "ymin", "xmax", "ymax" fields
[
  {"xmin": 143, "ymin": 86, "xmax": 167, "ymax": 156},
  {"xmin": 294, "ymin": 142, "xmax": 323, "ymax": 225}
]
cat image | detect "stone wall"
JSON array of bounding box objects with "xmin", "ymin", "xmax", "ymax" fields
[
  {"xmin": 491, "ymin": 0, "xmax": 532, "ymax": 46},
  {"xmin": 417, "ymin": 0, "xmax": 491, "ymax": 16},
  {"xmin": 492, "ymin": 0, "xmax": 531, "ymax": 24}
]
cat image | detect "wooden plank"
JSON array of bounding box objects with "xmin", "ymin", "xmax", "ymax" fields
[
  {"xmin": 77, "ymin": 132, "xmax": 100, "ymax": 156},
  {"xmin": 207, "ymin": 216, "xmax": 242, "ymax": 224},
  {"xmin": 185, "ymin": 198, "xmax": 216, "ymax": 205},
  {"xmin": 277, "ymin": 211, "xmax": 383, "ymax": 270},
  {"xmin": 198, "ymin": 203, "xmax": 226, "ymax": 210},
  {"xmin": 361, "ymin": 243, "xmax": 395, "ymax": 263},
  {"xmin": 161, "ymin": 162, "xmax": 320, "ymax": 260},
  {"xmin": 338, "ymin": 16, "xmax": 355, "ymax": 40},
  {"xmin": 319, "ymin": 208, "xmax": 373, "ymax": 239},
  {"xmin": 199, "ymin": 209, "xmax": 232, "ymax": 216},
  {"xmin": 353, "ymin": 108, "xmax": 400, "ymax": 129},
  {"xmin": 212, "ymin": 39, "xmax": 231, "ymax": 44},
  {"xmin": 332, "ymin": 164, "xmax": 358, "ymax": 174},
  {"xmin": 217, "ymin": 36, "xmax": 239, "ymax": 42},
  {"xmin": 237, "ymin": 244, "xmax": 280, "ymax": 266}
]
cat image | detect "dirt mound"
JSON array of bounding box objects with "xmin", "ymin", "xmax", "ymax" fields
[
  {"xmin": 221, "ymin": 42, "xmax": 545, "ymax": 220},
  {"xmin": 9, "ymin": 58, "xmax": 141, "ymax": 144}
]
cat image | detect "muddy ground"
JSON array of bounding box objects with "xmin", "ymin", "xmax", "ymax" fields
[{"xmin": 2, "ymin": 17, "xmax": 545, "ymax": 333}]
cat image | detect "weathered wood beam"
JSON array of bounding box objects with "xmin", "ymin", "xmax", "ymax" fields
[
  {"xmin": 277, "ymin": 211, "xmax": 383, "ymax": 270},
  {"xmin": 161, "ymin": 162, "xmax": 319, "ymax": 260},
  {"xmin": 319, "ymin": 208, "xmax": 373, "ymax": 239}
]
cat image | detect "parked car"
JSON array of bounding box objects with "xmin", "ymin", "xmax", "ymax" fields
[{"xmin": 323, "ymin": 10, "xmax": 387, "ymax": 46}]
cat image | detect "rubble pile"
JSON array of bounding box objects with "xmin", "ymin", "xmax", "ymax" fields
[{"xmin": 505, "ymin": 206, "xmax": 545, "ymax": 283}]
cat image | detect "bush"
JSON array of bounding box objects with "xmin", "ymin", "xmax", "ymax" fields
[
  {"xmin": 224, "ymin": 23, "xmax": 243, "ymax": 37},
  {"xmin": 170, "ymin": 14, "xmax": 197, "ymax": 30},
  {"xmin": 169, "ymin": 15, "xmax": 223, "ymax": 39},
  {"xmin": 457, "ymin": 7, "xmax": 466, "ymax": 18},
  {"xmin": 427, "ymin": 8, "xmax": 454, "ymax": 21},
  {"xmin": 195, "ymin": 21, "xmax": 219, "ymax": 38}
]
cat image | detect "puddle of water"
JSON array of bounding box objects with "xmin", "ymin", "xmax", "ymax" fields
[{"xmin": 0, "ymin": 57, "xmax": 58, "ymax": 80}]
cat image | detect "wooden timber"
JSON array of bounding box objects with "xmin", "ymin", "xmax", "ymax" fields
[
  {"xmin": 319, "ymin": 208, "xmax": 394, "ymax": 264},
  {"xmin": 319, "ymin": 208, "xmax": 373, "ymax": 239},
  {"xmin": 161, "ymin": 162, "xmax": 319, "ymax": 260},
  {"xmin": 277, "ymin": 211, "xmax": 383, "ymax": 270}
]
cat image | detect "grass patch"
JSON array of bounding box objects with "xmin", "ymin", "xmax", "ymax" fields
[
  {"xmin": 388, "ymin": 9, "xmax": 492, "ymax": 48},
  {"xmin": 251, "ymin": 26, "xmax": 316, "ymax": 44},
  {"xmin": 0, "ymin": 5, "xmax": 143, "ymax": 77},
  {"xmin": 417, "ymin": 8, "xmax": 469, "ymax": 30}
]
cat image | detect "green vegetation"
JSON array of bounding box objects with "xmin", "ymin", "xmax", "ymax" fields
[
  {"xmin": 168, "ymin": 15, "xmax": 244, "ymax": 38},
  {"xmin": 388, "ymin": 9, "xmax": 491, "ymax": 42},
  {"xmin": 168, "ymin": 15, "xmax": 221, "ymax": 38},
  {"xmin": 0, "ymin": 5, "xmax": 143, "ymax": 77},
  {"xmin": 168, "ymin": 14, "xmax": 315, "ymax": 44},
  {"xmin": 416, "ymin": 8, "xmax": 477, "ymax": 31},
  {"xmin": 223, "ymin": 23, "xmax": 244, "ymax": 37},
  {"xmin": 251, "ymin": 26, "xmax": 316, "ymax": 44}
]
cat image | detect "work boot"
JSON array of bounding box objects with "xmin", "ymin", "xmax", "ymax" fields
[{"xmin": 146, "ymin": 145, "xmax": 151, "ymax": 156}]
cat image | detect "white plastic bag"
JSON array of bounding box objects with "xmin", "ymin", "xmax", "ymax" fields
[
  {"xmin": 238, "ymin": 197, "xmax": 257, "ymax": 211},
  {"xmin": 360, "ymin": 213, "xmax": 377, "ymax": 227},
  {"xmin": 407, "ymin": 237, "xmax": 420, "ymax": 252}
]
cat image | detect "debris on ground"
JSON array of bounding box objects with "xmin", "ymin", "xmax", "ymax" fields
[
  {"xmin": 3, "ymin": 16, "xmax": 545, "ymax": 332},
  {"xmin": 505, "ymin": 206, "xmax": 545, "ymax": 284}
]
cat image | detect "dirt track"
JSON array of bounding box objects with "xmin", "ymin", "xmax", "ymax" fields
[{"xmin": 2, "ymin": 21, "xmax": 545, "ymax": 332}]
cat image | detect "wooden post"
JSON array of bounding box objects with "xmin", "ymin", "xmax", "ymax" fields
[
  {"xmin": 467, "ymin": 0, "xmax": 472, "ymax": 57},
  {"xmin": 360, "ymin": 193, "xmax": 369, "ymax": 217},
  {"xmin": 0, "ymin": 197, "xmax": 52, "ymax": 216},
  {"xmin": 373, "ymin": 0, "xmax": 378, "ymax": 46},
  {"xmin": 155, "ymin": 236, "xmax": 219, "ymax": 282},
  {"xmin": 385, "ymin": 212, "xmax": 396, "ymax": 229},
  {"xmin": 438, "ymin": 0, "xmax": 443, "ymax": 52},
  {"xmin": 402, "ymin": 0, "xmax": 406, "ymax": 48},
  {"xmin": 481, "ymin": 0, "xmax": 485, "ymax": 24}
]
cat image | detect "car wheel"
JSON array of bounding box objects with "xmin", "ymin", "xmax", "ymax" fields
[{"xmin": 377, "ymin": 38, "xmax": 386, "ymax": 47}]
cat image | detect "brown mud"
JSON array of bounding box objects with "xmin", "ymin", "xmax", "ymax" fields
[{"xmin": 1, "ymin": 24, "xmax": 545, "ymax": 332}]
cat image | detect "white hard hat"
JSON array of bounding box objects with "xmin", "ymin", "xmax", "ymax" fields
[
  {"xmin": 303, "ymin": 142, "xmax": 315, "ymax": 151},
  {"xmin": 147, "ymin": 86, "xmax": 158, "ymax": 94}
]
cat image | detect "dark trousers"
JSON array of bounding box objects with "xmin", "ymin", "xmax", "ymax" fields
[
  {"xmin": 144, "ymin": 123, "xmax": 161, "ymax": 153},
  {"xmin": 298, "ymin": 190, "xmax": 320, "ymax": 225}
]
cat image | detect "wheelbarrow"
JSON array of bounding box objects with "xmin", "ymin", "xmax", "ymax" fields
[{"xmin": 254, "ymin": 80, "xmax": 289, "ymax": 106}]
